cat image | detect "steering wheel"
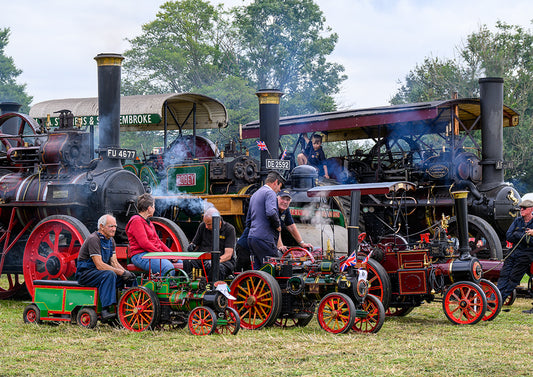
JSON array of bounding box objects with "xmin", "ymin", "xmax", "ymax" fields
[{"xmin": 280, "ymin": 247, "xmax": 315, "ymax": 263}]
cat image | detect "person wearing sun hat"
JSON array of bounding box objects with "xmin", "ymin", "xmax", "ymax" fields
[{"xmin": 497, "ymin": 197, "xmax": 533, "ymax": 311}]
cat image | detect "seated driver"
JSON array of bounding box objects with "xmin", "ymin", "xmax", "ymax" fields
[{"xmin": 184, "ymin": 207, "xmax": 236, "ymax": 279}]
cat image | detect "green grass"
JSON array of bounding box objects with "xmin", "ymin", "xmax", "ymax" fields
[{"xmin": 1, "ymin": 297, "xmax": 532, "ymax": 377}]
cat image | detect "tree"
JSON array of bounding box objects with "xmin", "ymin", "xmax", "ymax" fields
[
  {"xmin": 122, "ymin": 0, "xmax": 238, "ymax": 95},
  {"xmin": 391, "ymin": 22, "xmax": 533, "ymax": 191},
  {"xmin": 390, "ymin": 56, "xmax": 476, "ymax": 104},
  {"xmin": 122, "ymin": 0, "xmax": 346, "ymax": 120},
  {"xmin": 233, "ymin": 0, "xmax": 346, "ymax": 115},
  {"xmin": 0, "ymin": 28, "xmax": 32, "ymax": 112}
]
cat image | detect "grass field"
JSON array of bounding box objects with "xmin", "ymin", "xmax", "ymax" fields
[{"xmin": 1, "ymin": 295, "xmax": 532, "ymax": 377}]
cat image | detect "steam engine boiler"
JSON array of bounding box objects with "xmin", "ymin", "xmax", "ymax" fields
[{"xmin": 0, "ymin": 54, "xmax": 145, "ymax": 299}]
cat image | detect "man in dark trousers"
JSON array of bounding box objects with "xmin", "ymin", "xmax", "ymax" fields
[
  {"xmin": 236, "ymin": 189, "xmax": 313, "ymax": 271},
  {"xmin": 246, "ymin": 170, "xmax": 285, "ymax": 269},
  {"xmin": 75, "ymin": 214, "xmax": 136, "ymax": 319},
  {"xmin": 185, "ymin": 207, "xmax": 236, "ymax": 279},
  {"xmin": 497, "ymin": 199, "xmax": 533, "ymax": 312}
]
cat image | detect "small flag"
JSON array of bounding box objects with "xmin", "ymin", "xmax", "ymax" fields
[
  {"xmin": 341, "ymin": 247, "xmax": 373, "ymax": 272},
  {"xmin": 341, "ymin": 249, "xmax": 358, "ymax": 272},
  {"xmin": 361, "ymin": 248, "xmax": 373, "ymax": 264},
  {"xmin": 256, "ymin": 140, "xmax": 268, "ymax": 151},
  {"xmin": 281, "ymin": 148, "xmax": 287, "ymax": 160}
]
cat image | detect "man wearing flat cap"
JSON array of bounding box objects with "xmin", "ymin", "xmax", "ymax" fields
[{"xmin": 497, "ymin": 197, "xmax": 533, "ymax": 311}]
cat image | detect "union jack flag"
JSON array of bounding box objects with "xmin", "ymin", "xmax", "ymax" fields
[
  {"xmin": 341, "ymin": 247, "xmax": 373, "ymax": 272},
  {"xmin": 256, "ymin": 140, "xmax": 268, "ymax": 151},
  {"xmin": 341, "ymin": 249, "xmax": 359, "ymax": 272},
  {"xmin": 281, "ymin": 148, "xmax": 287, "ymax": 160}
]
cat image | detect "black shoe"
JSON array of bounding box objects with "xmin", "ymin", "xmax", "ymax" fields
[
  {"xmin": 522, "ymin": 308, "xmax": 533, "ymax": 314},
  {"xmin": 101, "ymin": 308, "xmax": 116, "ymax": 320}
]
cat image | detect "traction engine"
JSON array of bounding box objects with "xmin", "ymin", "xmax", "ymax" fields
[{"xmin": 0, "ymin": 54, "xmax": 146, "ymax": 298}]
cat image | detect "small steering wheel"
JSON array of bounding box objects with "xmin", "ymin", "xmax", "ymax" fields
[{"xmin": 280, "ymin": 247, "xmax": 315, "ymax": 263}]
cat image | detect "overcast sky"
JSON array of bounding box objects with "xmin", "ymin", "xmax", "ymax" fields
[{"xmin": 2, "ymin": 0, "xmax": 533, "ymax": 110}]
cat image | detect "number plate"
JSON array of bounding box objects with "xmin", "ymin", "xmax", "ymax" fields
[
  {"xmin": 266, "ymin": 159, "xmax": 290, "ymax": 170},
  {"xmin": 106, "ymin": 148, "xmax": 137, "ymax": 160}
]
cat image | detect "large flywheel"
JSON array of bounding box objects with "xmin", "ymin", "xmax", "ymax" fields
[{"xmin": 23, "ymin": 215, "xmax": 90, "ymax": 298}]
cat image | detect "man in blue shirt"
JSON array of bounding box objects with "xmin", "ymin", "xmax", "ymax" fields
[
  {"xmin": 235, "ymin": 189, "xmax": 313, "ymax": 271},
  {"xmin": 76, "ymin": 214, "xmax": 136, "ymax": 320},
  {"xmin": 246, "ymin": 171, "xmax": 285, "ymax": 269}
]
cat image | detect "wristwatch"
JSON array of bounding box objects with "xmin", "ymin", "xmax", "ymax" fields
[{"xmin": 299, "ymin": 240, "xmax": 305, "ymax": 245}]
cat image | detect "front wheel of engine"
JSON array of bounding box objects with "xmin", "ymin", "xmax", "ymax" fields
[
  {"xmin": 352, "ymin": 294, "xmax": 385, "ymax": 333},
  {"xmin": 443, "ymin": 281, "xmax": 487, "ymax": 325},
  {"xmin": 317, "ymin": 292, "xmax": 356, "ymax": 334}
]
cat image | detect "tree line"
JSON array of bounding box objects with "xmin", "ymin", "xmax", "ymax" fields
[{"xmin": 1, "ymin": 2, "xmax": 533, "ymax": 190}]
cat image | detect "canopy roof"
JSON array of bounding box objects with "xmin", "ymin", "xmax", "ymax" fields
[
  {"xmin": 30, "ymin": 93, "xmax": 228, "ymax": 132},
  {"xmin": 307, "ymin": 181, "xmax": 416, "ymax": 197},
  {"xmin": 242, "ymin": 99, "xmax": 519, "ymax": 142}
]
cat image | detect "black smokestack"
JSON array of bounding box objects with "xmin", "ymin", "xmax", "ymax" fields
[
  {"xmin": 0, "ymin": 102, "xmax": 22, "ymax": 115},
  {"xmin": 210, "ymin": 213, "xmax": 221, "ymax": 283},
  {"xmin": 479, "ymin": 77, "xmax": 504, "ymax": 190},
  {"xmin": 452, "ymin": 191, "xmax": 472, "ymax": 260},
  {"xmin": 94, "ymin": 53, "xmax": 124, "ymax": 169},
  {"xmin": 256, "ymin": 89, "xmax": 283, "ymax": 179}
]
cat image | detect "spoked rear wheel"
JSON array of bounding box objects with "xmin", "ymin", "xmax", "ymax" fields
[
  {"xmin": 359, "ymin": 257, "xmax": 391, "ymax": 310},
  {"xmin": 352, "ymin": 294, "xmax": 385, "ymax": 333},
  {"xmin": 229, "ymin": 270, "xmax": 282, "ymax": 330},
  {"xmin": 443, "ymin": 281, "xmax": 487, "ymax": 325},
  {"xmin": 118, "ymin": 287, "xmax": 161, "ymax": 332},
  {"xmin": 317, "ymin": 292, "xmax": 356, "ymax": 334}
]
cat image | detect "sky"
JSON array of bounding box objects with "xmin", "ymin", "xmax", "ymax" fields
[{"xmin": 2, "ymin": 0, "xmax": 533, "ymax": 111}]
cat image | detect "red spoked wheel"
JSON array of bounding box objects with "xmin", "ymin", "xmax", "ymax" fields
[
  {"xmin": 76, "ymin": 307, "xmax": 98, "ymax": 329},
  {"xmin": 353, "ymin": 294, "xmax": 385, "ymax": 333},
  {"xmin": 23, "ymin": 215, "xmax": 90, "ymax": 298},
  {"xmin": 23, "ymin": 304, "xmax": 41, "ymax": 324},
  {"xmin": 280, "ymin": 247, "xmax": 315, "ymax": 263},
  {"xmin": 151, "ymin": 217, "xmax": 189, "ymax": 252},
  {"xmin": 479, "ymin": 279, "xmax": 502, "ymax": 321},
  {"xmin": 118, "ymin": 287, "xmax": 161, "ymax": 332},
  {"xmin": 229, "ymin": 270, "xmax": 282, "ymax": 330},
  {"xmin": 443, "ymin": 281, "xmax": 487, "ymax": 325},
  {"xmin": 188, "ymin": 306, "xmax": 217, "ymax": 335},
  {"xmin": 0, "ymin": 273, "xmax": 26, "ymax": 299},
  {"xmin": 358, "ymin": 257, "xmax": 391, "ymax": 310},
  {"xmin": 317, "ymin": 292, "xmax": 356, "ymax": 334},
  {"xmin": 214, "ymin": 307, "xmax": 241, "ymax": 335}
]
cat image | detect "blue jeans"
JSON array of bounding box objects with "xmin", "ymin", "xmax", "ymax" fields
[
  {"xmin": 77, "ymin": 269, "xmax": 135, "ymax": 308},
  {"xmin": 131, "ymin": 252, "xmax": 176, "ymax": 276}
]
